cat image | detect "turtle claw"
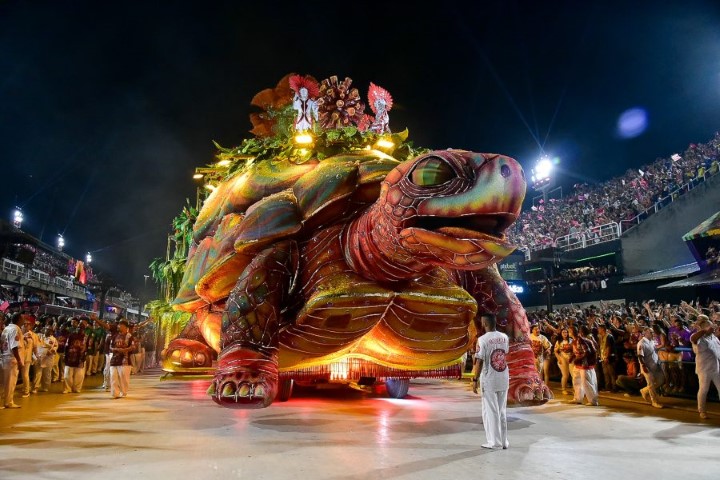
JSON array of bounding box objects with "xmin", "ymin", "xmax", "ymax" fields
[
  {"xmin": 208, "ymin": 348, "xmax": 278, "ymax": 409},
  {"xmin": 162, "ymin": 338, "xmax": 215, "ymax": 373},
  {"xmin": 511, "ymin": 377, "xmax": 554, "ymax": 406}
]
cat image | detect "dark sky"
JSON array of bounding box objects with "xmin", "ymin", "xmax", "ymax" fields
[{"xmin": 2, "ymin": 1, "xmax": 719, "ymax": 296}]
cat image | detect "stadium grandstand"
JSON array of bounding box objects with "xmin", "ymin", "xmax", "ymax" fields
[{"xmin": 502, "ymin": 132, "xmax": 720, "ymax": 310}]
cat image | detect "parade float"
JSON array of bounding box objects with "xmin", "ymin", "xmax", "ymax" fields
[{"xmin": 151, "ymin": 74, "xmax": 552, "ymax": 409}]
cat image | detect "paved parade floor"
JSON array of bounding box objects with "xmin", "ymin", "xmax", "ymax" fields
[{"xmin": 1, "ymin": 370, "xmax": 719, "ymax": 480}]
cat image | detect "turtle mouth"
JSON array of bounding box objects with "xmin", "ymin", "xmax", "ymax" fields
[{"xmin": 412, "ymin": 213, "xmax": 516, "ymax": 240}]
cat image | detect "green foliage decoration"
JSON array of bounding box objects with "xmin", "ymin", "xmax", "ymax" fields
[{"xmin": 147, "ymin": 299, "xmax": 191, "ymax": 348}]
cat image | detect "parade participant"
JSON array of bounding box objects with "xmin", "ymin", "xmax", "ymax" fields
[
  {"xmin": 472, "ymin": 313, "xmax": 509, "ymax": 450},
  {"xmin": 20, "ymin": 315, "xmax": 39, "ymax": 397},
  {"xmin": 597, "ymin": 323, "xmax": 617, "ymax": 392},
  {"xmin": 690, "ymin": 315, "xmax": 720, "ymax": 419},
  {"xmin": 568, "ymin": 325, "xmax": 599, "ymax": 406},
  {"xmin": 63, "ymin": 316, "xmax": 90, "ymax": 393},
  {"xmin": 33, "ymin": 325, "xmax": 58, "ymax": 392},
  {"xmin": 101, "ymin": 322, "xmax": 118, "ymax": 391},
  {"xmin": 530, "ymin": 324, "xmax": 552, "ymax": 386},
  {"xmin": 85, "ymin": 319, "xmax": 103, "ymax": 376},
  {"xmin": 636, "ymin": 326, "xmax": 664, "ymax": 409},
  {"xmin": 368, "ymin": 82, "xmax": 393, "ymax": 134},
  {"xmin": 1, "ymin": 313, "xmax": 25, "ymax": 408},
  {"xmin": 289, "ymin": 74, "xmax": 319, "ymax": 131},
  {"xmin": 554, "ymin": 328, "xmax": 574, "ymax": 395},
  {"xmin": 109, "ymin": 319, "xmax": 137, "ymax": 399},
  {"xmin": 53, "ymin": 316, "xmax": 69, "ymax": 383}
]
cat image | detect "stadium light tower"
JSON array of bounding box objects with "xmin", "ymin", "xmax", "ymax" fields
[
  {"xmin": 57, "ymin": 234, "xmax": 65, "ymax": 251},
  {"xmin": 86, "ymin": 252, "xmax": 92, "ymax": 264},
  {"xmin": 12, "ymin": 207, "xmax": 23, "ymax": 229},
  {"xmin": 530, "ymin": 155, "xmax": 554, "ymax": 203}
]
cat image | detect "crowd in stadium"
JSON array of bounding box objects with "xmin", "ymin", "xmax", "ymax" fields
[{"xmin": 509, "ymin": 132, "xmax": 720, "ymax": 251}]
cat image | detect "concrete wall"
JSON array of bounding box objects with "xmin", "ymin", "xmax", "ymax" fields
[{"xmin": 621, "ymin": 174, "xmax": 720, "ymax": 276}]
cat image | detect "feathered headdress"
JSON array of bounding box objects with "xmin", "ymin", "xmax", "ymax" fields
[
  {"xmin": 289, "ymin": 74, "xmax": 320, "ymax": 98},
  {"xmin": 368, "ymin": 82, "xmax": 393, "ymax": 114}
]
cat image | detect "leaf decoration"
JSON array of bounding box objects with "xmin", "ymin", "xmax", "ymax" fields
[{"xmin": 249, "ymin": 74, "xmax": 295, "ymax": 137}]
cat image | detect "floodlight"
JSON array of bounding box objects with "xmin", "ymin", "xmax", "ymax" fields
[{"xmin": 12, "ymin": 207, "xmax": 23, "ymax": 228}]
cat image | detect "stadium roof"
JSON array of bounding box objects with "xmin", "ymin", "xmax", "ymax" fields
[
  {"xmin": 658, "ymin": 268, "xmax": 720, "ymax": 289},
  {"xmin": 619, "ymin": 263, "xmax": 700, "ymax": 285}
]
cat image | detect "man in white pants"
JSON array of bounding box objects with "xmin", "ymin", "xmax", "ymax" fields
[
  {"xmin": 1, "ymin": 313, "xmax": 26, "ymax": 408},
  {"xmin": 690, "ymin": 315, "xmax": 720, "ymax": 419},
  {"xmin": 109, "ymin": 320, "xmax": 136, "ymax": 399},
  {"xmin": 637, "ymin": 326, "xmax": 664, "ymax": 409},
  {"xmin": 472, "ymin": 313, "xmax": 509, "ymax": 450}
]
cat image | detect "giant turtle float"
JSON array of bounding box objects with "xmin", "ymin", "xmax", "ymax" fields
[{"xmin": 161, "ymin": 76, "xmax": 552, "ymax": 409}]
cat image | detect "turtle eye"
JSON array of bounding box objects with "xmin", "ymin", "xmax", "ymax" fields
[{"xmin": 410, "ymin": 156, "xmax": 456, "ymax": 186}]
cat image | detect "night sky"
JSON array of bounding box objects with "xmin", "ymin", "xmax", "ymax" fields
[{"xmin": 2, "ymin": 1, "xmax": 719, "ymax": 296}]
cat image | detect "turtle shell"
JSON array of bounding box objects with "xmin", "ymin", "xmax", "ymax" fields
[{"xmin": 173, "ymin": 150, "xmax": 400, "ymax": 311}]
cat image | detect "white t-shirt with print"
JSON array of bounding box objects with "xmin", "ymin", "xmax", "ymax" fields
[{"xmin": 475, "ymin": 330, "xmax": 509, "ymax": 392}]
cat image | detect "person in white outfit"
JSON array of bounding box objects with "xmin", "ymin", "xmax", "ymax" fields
[
  {"xmin": 33, "ymin": 326, "xmax": 58, "ymax": 392},
  {"xmin": 20, "ymin": 317, "xmax": 39, "ymax": 397},
  {"xmin": 690, "ymin": 315, "xmax": 720, "ymax": 419},
  {"xmin": 1, "ymin": 313, "xmax": 26, "ymax": 408},
  {"xmin": 637, "ymin": 326, "xmax": 664, "ymax": 409},
  {"xmin": 472, "ymin": 313, "xmax": 509, "ymax": 450}
]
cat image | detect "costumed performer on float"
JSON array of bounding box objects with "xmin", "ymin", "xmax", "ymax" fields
[
  {"xmin": 368, "ymin": 82, "xmax": 392, "ymax": 134},
  {"xmin": 290, "ymin": 74, "xmax": 319, "ymax": 131}
]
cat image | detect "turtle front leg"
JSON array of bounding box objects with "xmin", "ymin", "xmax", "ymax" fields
[
  {"xmin": 208, "ymin": 241, "xmax": 297, "ymax": 409},
  {"xmin": 462, "ymin": 265, "xmax": 553, "ymax": 405},
  {"xmin": 162, "ymin": 306, "xmax": 221, "ymax": 374}
]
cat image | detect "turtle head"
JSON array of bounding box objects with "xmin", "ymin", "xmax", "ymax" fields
[{"xmin": 377, "ymin": 150, "xmax": 526, "ymax": 270}]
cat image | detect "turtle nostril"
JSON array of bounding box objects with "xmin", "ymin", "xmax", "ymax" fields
[{"xmin": 500, "ymin": 164, "xmax": 511, "ymax": 178}]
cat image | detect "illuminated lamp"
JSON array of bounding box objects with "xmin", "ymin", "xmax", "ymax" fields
[
  {"xmin": 375, "ymin": 137, "xmax": 395, "ymax": 149},
  {"xmin": 294, "ymin": 132, "xmax": 314, "ymax": 145},
  {"xmin": 12, "ymin": 207, "xmax": 23, "ymax": 228}
]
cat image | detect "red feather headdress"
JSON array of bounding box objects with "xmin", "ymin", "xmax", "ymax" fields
[
  {"xmin": 289, "ymin": 74, "xmax": 320, "ymax": 99},
  {"xmin": 368, "ymin": 82, "xmax": 393, "ymax": 114}
]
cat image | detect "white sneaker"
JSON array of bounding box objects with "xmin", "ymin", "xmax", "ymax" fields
[
  {"xmin": 651, "ymin": 402, "xmax": 663, "ymax": 409},
  {"xmin": 481, "ymin": 443, "xmax": 501, "ymax": 450}
]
